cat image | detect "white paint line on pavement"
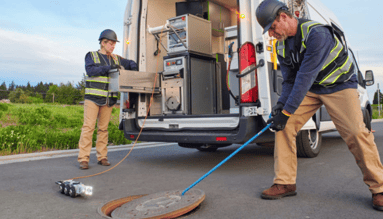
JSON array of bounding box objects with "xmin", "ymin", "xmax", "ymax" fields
[{"xmin": 0, "ymin": 142, "xmax": 177, "ymax": 165}]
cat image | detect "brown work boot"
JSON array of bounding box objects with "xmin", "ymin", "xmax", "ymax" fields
[
  {"xmin": 97, "ymin": 159, "xmax": 111, "ymax": 166},
  {"xmin": 373, "ymin": 193, "xmax": 383, "ymax": 211},
  {"xmin": 79, "ymin": 161, "xmax": 89, "ymax": 170},
  {"xmin": 261, "ymin": 184, "xmax": 297, "ymax": 200}
]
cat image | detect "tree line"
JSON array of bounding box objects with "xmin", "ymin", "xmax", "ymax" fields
[
  {"xmin": 0, "ymin": 74, "xmax": 86, "ymax": 105},
  {"xmin": 373, "ymin": 90, "xmax": 383, "ymax": 105}
]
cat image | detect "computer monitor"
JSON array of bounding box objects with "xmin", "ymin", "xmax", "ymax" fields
[{"xmin": 176, "ymin": 1, "xmax": 205, "ymax": 18}]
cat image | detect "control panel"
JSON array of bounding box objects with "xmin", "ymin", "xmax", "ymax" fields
[{"xmin": 161, "ymin": 56, "xmax": 188, "ymax": 114}]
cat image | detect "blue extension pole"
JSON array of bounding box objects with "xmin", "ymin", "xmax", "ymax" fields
[{"xmin": 182, "ymin": 123, "xmax": 272, "ymax": 196}]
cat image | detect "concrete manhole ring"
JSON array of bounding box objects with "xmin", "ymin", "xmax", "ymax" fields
[{"xmin": 98, "ymin": 189, "xmax": 205, "ymax": 219}]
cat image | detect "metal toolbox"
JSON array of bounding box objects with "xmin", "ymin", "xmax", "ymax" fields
[
  {"xmin": 167, "ymin": 14, "xmax": 212, "ymax": 55},
  {"xmin": 110, "ymin": 69, "xmax": 160, "ymax": 94}
]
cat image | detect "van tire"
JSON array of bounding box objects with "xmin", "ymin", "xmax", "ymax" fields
[
  {"xmin": 363, "ymin": 109, "xmax": 372, "ymax": 131},
  {"xmin": 119, "ymin": 121, "xmax": 124, "ymax": 130},
  {"xmin": 296, "ymin": 129, "xmax": 322, "ymax": 158}
]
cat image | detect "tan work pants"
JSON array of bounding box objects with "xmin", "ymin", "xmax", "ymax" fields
[
  {"xmin": 78, "ymin": 100, "xmax": 113, "ymax": 163},
  {"xmin": 274, "ymin": 89, "xmax": 383, "ymax": 194}
]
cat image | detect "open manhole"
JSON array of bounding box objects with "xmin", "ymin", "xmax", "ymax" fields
[{"xmin": 98, "ymin": 189, "xmax": 205, "ymax": 219}]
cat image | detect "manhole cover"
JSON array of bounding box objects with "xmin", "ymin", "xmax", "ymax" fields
[
  {"xmin": 110, "ymin": 189, "xmax": 205, "ymax": 219},
  {"xmin": 98, "ymin": 195, "xmax": 147, "ymax": 218}
]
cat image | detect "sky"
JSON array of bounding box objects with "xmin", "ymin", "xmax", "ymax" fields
[{"xmin": 0, "ymin": 0, "xmax": 382, "ymax": 101}]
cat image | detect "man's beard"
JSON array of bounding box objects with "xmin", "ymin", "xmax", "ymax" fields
[{"xmin": 276, "ymin": 33, "xmax": 288, "ymax": 42}]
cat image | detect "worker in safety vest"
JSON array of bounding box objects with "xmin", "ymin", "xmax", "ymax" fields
[
  {"xmin": 256, "ymin": 0, "xmax": 383, "ymax": 211},
  {"xmin": 78, "ymin": 29, "xmax": 137, "ymax": 170}
]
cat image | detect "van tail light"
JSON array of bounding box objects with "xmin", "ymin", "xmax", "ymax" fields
[
  {"xmin": 239, "ymin": 42, "xmax": 258, "ymax": 103},
  {"xmin": 216, "ymin": 137, "xmax": 227, "ymax": 141}
]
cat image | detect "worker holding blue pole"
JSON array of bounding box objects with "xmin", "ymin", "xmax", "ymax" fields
[{"xmin": 256, "ymin": 0, "xmax": 383, "ymax": 211}]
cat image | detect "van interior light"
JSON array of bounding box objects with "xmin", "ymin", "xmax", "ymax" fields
[{"xmin": 236, "ymin": 11, "xmax": 245, "ymax": 19}]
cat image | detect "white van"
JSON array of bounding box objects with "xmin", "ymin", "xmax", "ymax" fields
[{"xmin": 115, "ymin": 0, "xmax": 375, "ymax": 158}]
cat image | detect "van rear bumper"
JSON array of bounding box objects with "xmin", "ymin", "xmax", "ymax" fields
[{"xmin": 122, "ymin": 116, "xmax": 275, "ymax": 144}]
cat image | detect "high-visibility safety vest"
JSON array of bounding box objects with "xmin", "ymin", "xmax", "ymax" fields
[
  {"xmin": 276, "ymin": 20, "xmax": 354, "ymax": 86},
  {"xmin": 84, "ymin": 51, "xmax": 120, "ymax": 106}
]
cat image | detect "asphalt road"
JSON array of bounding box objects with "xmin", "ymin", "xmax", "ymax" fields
[{"xmin": 1, "ymin": 121, "xmax": 383, "ymax": 219}]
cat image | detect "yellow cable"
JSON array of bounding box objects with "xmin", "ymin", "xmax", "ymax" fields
[{"xmin": 272, "ymin": 39, "xmax": 277, "ymax": 70}]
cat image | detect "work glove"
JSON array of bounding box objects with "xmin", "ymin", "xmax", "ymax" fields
[
  {"xmin": 267, "ymin": 110, "xmax": 290, "ymax": 132},
  {"xmin": 271, "ymin": 102, "xmax": 284, "ymax": 116},
  {"xmin": 110, "ymin": 64, "xmax": 122, "ymax": 70}
]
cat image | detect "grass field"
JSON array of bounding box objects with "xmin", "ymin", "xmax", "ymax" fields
[
  {"xmin": 372, "ymin": 104, "xmax": 383, "ymax": 119},
  {"xmin": 0, "ymin": 103, "xmax": 131, "ymax": 155},
  {"xmin": 1, "ymin": 102, "xmax": 382, "ymax": 156}
]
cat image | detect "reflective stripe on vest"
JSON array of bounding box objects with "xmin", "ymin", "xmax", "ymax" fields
[
  {"xmin": 91, "ymin": 51, "xmax": 101, "ymax": 64},
  {"xmin": 276, "ymin": 41, "xmax": 285, "ymax": 58},
  {"xmin": 321, "ymin": 37, "xmax": 342, "ymax": 70},
  {"xmin": 318, "ymin": 56, "xmax": 353, "ymax": 85},
  {"xmin": 87, "ymin": 52, "xmax": 111, "ymax": 83},
  {"xmin": 85, "ymin": 88, "xmax": 108, "ymax": 97},
  {"xmin": 300, "ymin": 21, "xmax": 321, "ymax": 52},
  {"xmin": 86, "ymin": 51, "xmax": 120, "ymax": 100},
  {"xmin": 277, "ymin": 20, "xmax": 352, "ymax": 86},
  {"xmin": 90, "ymin": 51, "xmax": 120, "ymax": 66},
  {"xmin": 86, "ymin": 76, "xmax": 110, "ymax": 83},
  {"xmin": 111, "ymin": 54, "xmax": 120, "ymax": 65}
]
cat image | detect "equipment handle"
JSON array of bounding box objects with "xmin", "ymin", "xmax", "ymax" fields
[
  {"xmin": 228, "ymin": 42, "xmax": 234, "ymax": 59},
  {"xmin": 236, "ymin": 59, "xmax": 264, "ymax": 78}
]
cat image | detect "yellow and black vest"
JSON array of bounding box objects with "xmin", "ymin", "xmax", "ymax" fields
[
  {"xmin": 85, "ymin": 51, "xmax": 120, "ymax": 106},
  {"xmin": 276, "ymin": 19, "xmax": 354, "ymax": 86}
]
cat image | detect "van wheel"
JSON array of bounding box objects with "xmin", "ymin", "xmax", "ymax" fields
[
  {"xmin": 196, "ymin": 145, "xmax": 218, "ymax": 152},
  {"xmin": 119, "ymin": 121, "xmax": 124, "ymax": 130},
  {"xmin": 296, "ymin": 129, "xmax": 322, "ymax": 158},
  {"xmin": 363, "ymin": 109, "xmax": 372, "ymax": 131}
]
